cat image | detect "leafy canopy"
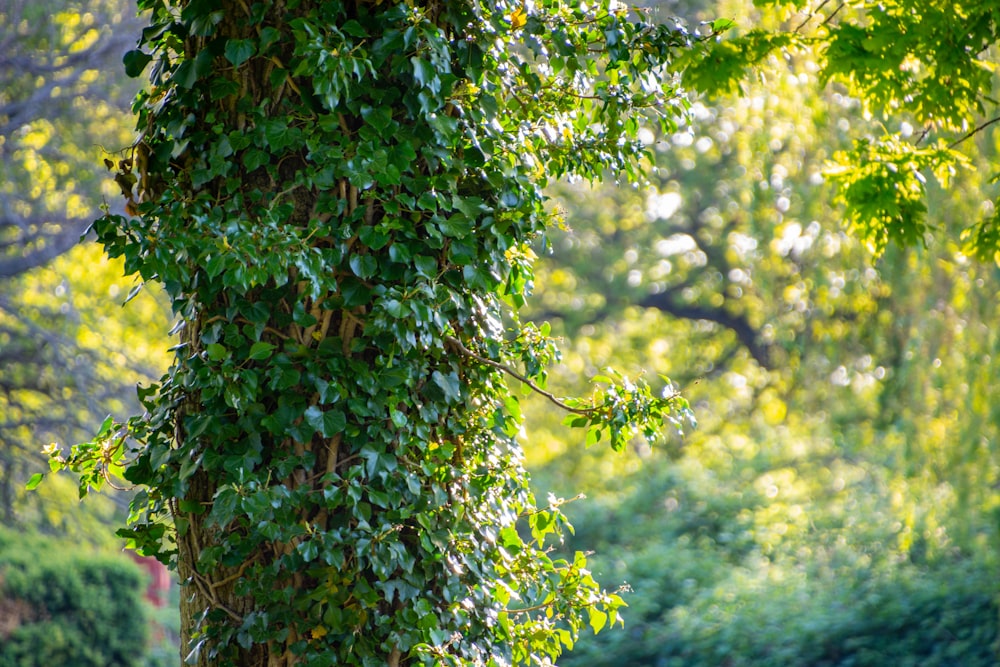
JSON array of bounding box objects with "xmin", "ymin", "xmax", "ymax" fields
[{"xmin": 677, "ymin": 0, "xmax": 1000, "ymax": 257}]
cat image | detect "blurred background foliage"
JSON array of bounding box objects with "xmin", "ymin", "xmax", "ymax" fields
[
  {"xmin": 524, "ymin": 0, "xmax": 1000, "ymax": 664},
  {"xmin": 0, "ymin": 527, "xmax": 149, "ymax": 667},
  {"xmin": 1, "ymin": 0, "xmax": 998, "ymax": 664},
  {"xmin": 0, "ymin": 0, "xmax": 175, "ymax": 664}
]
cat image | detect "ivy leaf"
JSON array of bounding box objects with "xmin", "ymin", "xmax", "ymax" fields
[
  {"xmin": 431, "ymin": 370, "xmax": 461, "ymax": 404},
  {"xmin": 248, "ymin": 342, "xmax": 276, "ymax": 360},
  {"xmin": 123, "ymin": 50, "xmax": 152, "ymax": 77},
  {"xmin": 224, "ymin": 38, "xmax": 256, "ymax": 67},
  {"xmin": 411, "ymin": 57, "xmax": 439, "ymax": 93},
  {"xmin": 414, "ymin": 255, "xmax": 438, "ymax": 278},
  {"xmin": 172, "ymin": 60, "xmax": 199, "ymax": 89},
  {"xmin": 438, "ymin": 214, "xmax": 472, "ymax": 238},
  {"xmin": 261, "ymin": 120, "xmax": 303, "ymax": 152},
  {"xmin": 206, "ymin": 343, "xmax": 228, "ymax": 361},
  {"xmin": 304, "ymin": 406, "xmax": 347, "ymax": 437},
  {"xmin": 349, "ymin": 254, "xmax": 378, "ymax": 279},
  {"xmin": 340, "ymin": 279, "xmax": 372, "ymax": 307}
]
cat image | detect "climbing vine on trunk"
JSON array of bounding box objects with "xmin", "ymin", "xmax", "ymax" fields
[{"xmin": 41, "ymin": 0, "xmax": 706, "ymax": 664}]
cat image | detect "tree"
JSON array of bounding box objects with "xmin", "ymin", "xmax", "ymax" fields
[
  {"xmin": 1, "ymin": 0, "xmax": 141, "ymax": 276},
  {"xmin": 516, "ymin": 0, "xmax": 1000, "ymax": 663},
  {"xmin": 44, "ymin": 0, "xmax": 708, "ymax": 664},
  {"xmin": 0, "ymin": 527, "xmax": 150, "ymax": 667},
  {"xmin": 0, "ymin": 0, "xmax": 170, "ymax": 532},
  {"xmin": 677, "ymin": 0, "xmax": 1000, "ymax": 259}
]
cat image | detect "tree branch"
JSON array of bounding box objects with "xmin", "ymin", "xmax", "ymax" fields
[
  {"xmin": 637, "ymin": 291, "xmax": 772, "ymax": 368},
  {"xmin": 949, "ymin": 114, "xmax": 1000, "ymax": 149},
  {"xmin": 0, "ymin": 216, "xmax": 91, "ymax": 277}
]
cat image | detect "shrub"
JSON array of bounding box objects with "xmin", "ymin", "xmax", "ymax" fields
[{"xmin": 0, "ymin": 528, "xmax": 149, "ymax": 667}]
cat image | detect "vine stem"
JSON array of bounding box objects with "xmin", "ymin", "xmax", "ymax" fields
[{"xmin": 444, "ymin": 335, "xmax": 593, "ymax": 415}]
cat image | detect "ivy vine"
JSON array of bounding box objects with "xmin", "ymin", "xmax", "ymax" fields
[{"xmin": 38, "ymin": 0, "xmax": 709, "ymax": 664}]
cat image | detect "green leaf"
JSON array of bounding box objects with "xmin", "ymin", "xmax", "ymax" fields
[
  {"xmin": 208, "ymin": 76, "xmax": 240, "ymax": 101},
  {"xmin": 340, "ymin": 279, "xmax": 372, "ymax": 307},
  {"xmin": 305, "ymin": 406, "xmax": 347, "ymax": 437},
  {"xmin": 206, "ymin": 343, "xmax": 228, "ymax": 361},
  {"xmin": 178, "ymin": 499, "xmax": 205, "ymax": 514},
  {"xmin": 224, "ymin": 38, "xmax": 256, "ymax": 66},
  {"xmin": 589, "ymin": 608, "xmax": 608, "ymax": 634},
  {"xmin": 349, "ymin": 254, "xmax": 378, "ymax": 279},
  {"xmin": 711, "ymin": 18, "xmax": 737, "ymax": 33},
  {"xmin": 390, "ymin": 409, "xmax": 408, "ymax": 428},
  {"xmin": 261, "ymin": 120, "xmax": 302, "ymax": 152},
  {"xmin": 172, "ymin": 60, "xmax": 200, "ymax": 89},
  {"xmin": 25, "ymin": 472, "xmax": 44, "ymax": 490},
  {"xmin": 431, "ymin": 370, "xmax": 461, "ymax": 404},
  {"xmin": 243, "ymin": 148, "xmax": 269, "ymax": 171},
  {"xmin": 414, "ymin": 255, "xmax": 438, "ymax": 278},
  {"xmin": 411, "ymin": 57, "xmax": 438, "ymax": 92},
  {"xmin": 341, "ymin": 19, "xmax": 367, "ymax": 38},
  {"xmin": 361, "ymin": 105, "xmax": 393, "ymax": 133},
  {"xmin": 123, "ymin": 50, "xmax": 153, "ymax": 77},
  {"xmin": 248, "ymin": 341, "xmax": 277, "ymax": 360},
  {"xmin": 97, "ymin": 414, "xmax": 116, "ymax": 438},
  {"xmin": 438, "ymin": 214, "xmax": 472, "ymax": 238}
]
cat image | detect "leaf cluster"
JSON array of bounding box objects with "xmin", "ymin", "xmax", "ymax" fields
[{"xmin": 676, "ymin": 0, "xmax": 1000, "ymax": 259}]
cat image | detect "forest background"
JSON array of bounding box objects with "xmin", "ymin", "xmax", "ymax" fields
[{"xmin": 1, "ymin": 0, "xmax": 998, "ymax": 665}]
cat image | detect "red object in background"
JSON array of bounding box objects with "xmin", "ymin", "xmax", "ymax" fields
[{"xmin": 127, "ymin": 551, "xmax": 171, "ymax": 608}]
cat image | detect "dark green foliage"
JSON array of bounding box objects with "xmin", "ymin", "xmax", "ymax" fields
[
  {"xmin": 676, "ymin": 565, "xmax": 1000, "ymax": 667},
  {"xmin": 46, "ymin": 0, "xmax": 703, "ymax": 664},
  {"xmin": 0, "ymin": 528, "xmax": 149, "ymax": 667},
  {"xmin": 554, "ymin": 468, "xmax": 999, "ymax": 667}
]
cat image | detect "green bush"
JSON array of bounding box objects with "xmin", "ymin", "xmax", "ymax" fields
[
  {"xmin": 662, "ymin": 560, "xmax": 999, "ymax": 667},
  {"xmin": 555, "ymin": 480, "xmax": 999, "ymax": 667},
  {"xmin": 0, "ymin": 528, "xmax": 149, "ymax": 667}
]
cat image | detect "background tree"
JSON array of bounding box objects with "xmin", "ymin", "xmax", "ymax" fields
[
  {"xmin": 0, "ymin": 0, "xmax": 172, "ymax": 534},
  {"xmin": 0, "ymin": 3, "xmax": 176, "ymax": 664},
  {"xmin": 0, "ymin": 0, "xmax": 141, "ymax": 275},
  {"xmin": 518, "ymin": 0, "xmax": 1000, "ymax": 663},
  {"xmin": 0, "ymin": 527, "xmax": 150, "ymax": 667},
  {"xmin": 679, "ymin": 0, "xmax": 1000, "ymax": 257}
]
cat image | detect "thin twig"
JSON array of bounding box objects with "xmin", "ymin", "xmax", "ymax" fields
[
  {"xmin": 819, "ymin": 2, "xmax": 846, "ymax": 28},
  {"xmin": 915, "ymin": 126, "xmax": 932, "ymax": 146},
  {"xmin": 794, "ymin": 0, "xmax": 832, "ymax": 33},
  {"xmin": 209, "ymin": 559, "xmax": 254, "ymax": 590},
  {"xmin": 444, "ymin": 335, "xmax": 592, "ymax": 415},
  {"xmin": 949, "ymin": 114, "xmax": 1000, "ymax": 149}
]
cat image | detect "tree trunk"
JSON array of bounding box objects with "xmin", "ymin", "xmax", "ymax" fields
[{"xmin": 95, "ymin": 0, "xmax": 671, "ymax": 662}]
